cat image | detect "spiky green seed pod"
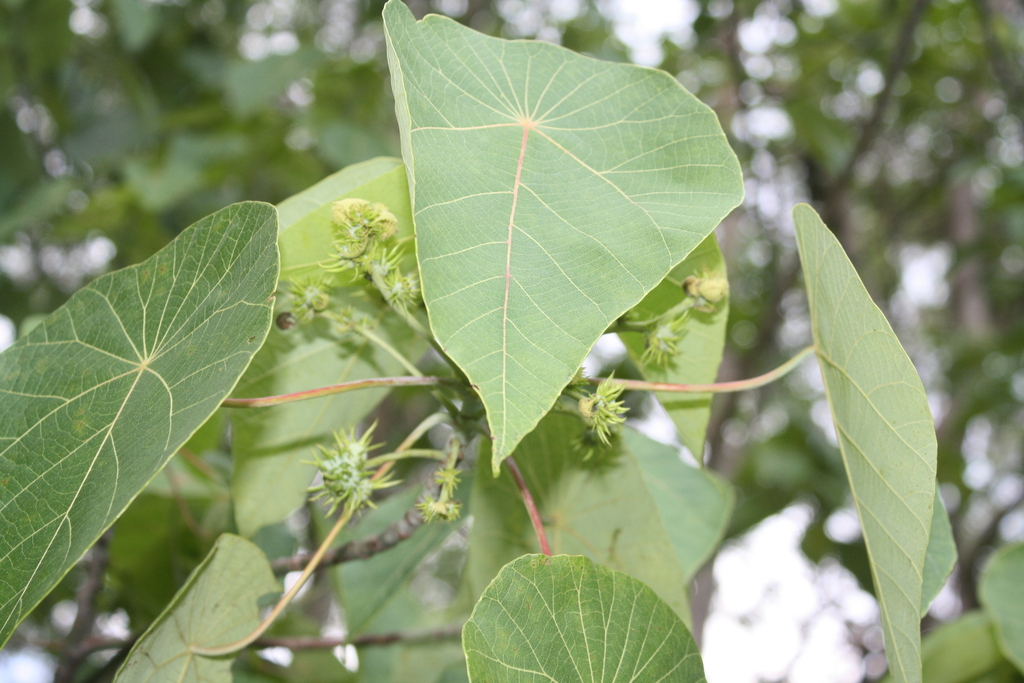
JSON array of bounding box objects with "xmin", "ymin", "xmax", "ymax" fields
[
  {"xmin": 641, "ymin": 314, "xmax": 688, "ymax": 366},
  {"xmin": 332, "ymin": 198, "xmax": 398, "ymax": 240},
  {"xmin": 382, "ymin": 270, "xmax": 420, "ymax": 310},
  {"xmin": 417, "ymin": 497, "xmax": 462, "ymax": 522},
  {"xmin": 288, "ymin": 277, "xmax": 331, "ymax": 323},
  {"xmin": 683, "ymin": 270, "xmax": 729, "ymax": 312},
  {"xmin": 307, "ymin": 424, "xmax": 392, "ymax": 515},
  {"xmin": 578, "ymin": 377, "xmax": 627, "ymax": 445}
]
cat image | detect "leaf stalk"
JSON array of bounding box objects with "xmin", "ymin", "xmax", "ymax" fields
[
  {"xmin": 221, "ymin": 376, "xmax": 458, "ymax": 408},
  {"xmin": 506, "ymin": 456, "xmax": 550, "ymax": 556},
  {"xmin": 590, "ymin": 345, "xmax": 815, "ymax": 394}
]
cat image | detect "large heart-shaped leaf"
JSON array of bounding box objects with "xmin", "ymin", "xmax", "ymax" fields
[
  {"xmin": 979, "ymin": 542, "xmax": 1024, "ymax": 673},
  {"xmin": 464, "ymin": 554, "xmax": 707, "ymax": 682},
  {"xmin": 793, "ymin": 204, "xmax": 936, "ymax": 683},
  {"xmin": 231, "ymin": 163, "xmax": 426, "ymax": 535},
  {"xmin": 0, "ymin": 201, "xmax": 278, "ymax": 646},
  {"xmin": 114, "ymin": 534, "xmax": 279, "ymax": 682},
  {"xmin": 468, "ymin": 413, "xmax": 732, "ymax": 624},
  {"xmin": 620, "ymin": 234, "xmax": 729, "ymax": 457},
  {"xmin": 383, "ymin": 0, "xmax": 743, "ymax": 470}
]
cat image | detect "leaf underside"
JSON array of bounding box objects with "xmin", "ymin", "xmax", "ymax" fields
[
  {"xmin": 383, "ymin": 0, "xmax": 743, "ymax": 470},
  {"xmin": 463, "ymin": 554, "xmax": 707, "ymax": 683},
  {"xmin": 115, "ymin": 534, "xmax": 279, "ymax": 683},
  {"xmin": 0, "ymin": 201, "xmax": 278, "ymax": 646},
  {"xmin": 794, "ymin": 203, "xmax": 936, "ymax": 683},
  {"xmin": 979, "ymin": 542, "xmax": 1024, "ymax": 673}
]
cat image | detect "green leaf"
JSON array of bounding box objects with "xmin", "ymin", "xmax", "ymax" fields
[
  {"xmin": 793, "ymin": 203, "xmax": 936, "ymax": 683},
  {"xmin": 463, "ymin": 554, "xmax": 707, "ymax": 682},
  {"xmin": 625, "ymin": 428, "xmax": 733, "ymax": 580},
  {"xmin": 621, "ymin": 234, "xmax": 730, "ymax": 457},
  {"xmin": 0, "ymin": 201, "xmax": 279, "ymax": 646},
  {"xmin": 979, "ymin": 542, "xmax": 1024, "ymax": 673},
  {"xmin": 276, "ymin": 156, "xmax": 403, "ymax": 229},
  {"xmin": 880, "ymin": 611, "xmax": 1009, "ymax": 683},
  {"xmin": 114, "ymin": 534, "xmax": 280, "ymax": 683},
  {"xmin": 921, "ymin": 490, "xmax": 956, "ymax": 616},
  {"xmin": 327, "ymin": 486, "xmax": 463, "ymax": 634},
  {"xmin": 231, "ymin": 164, "xmax": 425, "ymax": 536},
  {"xmin": 468, "ymin": 413, "xmax": 732, "ymax": 624},
  {"xmin": 383, "ymin": 0, "xmax": 743, "ymax": 469}
]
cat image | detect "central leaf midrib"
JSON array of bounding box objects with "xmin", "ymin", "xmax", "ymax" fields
[{"xmin": 500, "ymin": 122, "xmax": 531, "ymax": 449}]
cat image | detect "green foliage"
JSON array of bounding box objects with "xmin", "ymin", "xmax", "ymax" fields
[
  {"xmin": 2, "ymin": 1, "xmax": 1013, "ymax": 681},
  {"xmin": 979, "ymin": 543, "xmax": 1024, "ymax": 673},
  {"xmin": 468, "ymin": 414, "xmax": 732, "ymax": 625},
  {"xmin": 383, "ymin": 0, "xmax": 743, "ymax": 471},
  {"xmin": 115, "ymin": 534, "xmax": 279, "ymax": 683},
  {"xmin": 0, "ymin": 201, "xmax": 279, "ymax": 647},
  {"xmin": 794, "ymin": 203, "xmax": 937, "ymax": 683},
  {"xmin": 230, "ymin": 163, "xmax": 425, "ymax": 536},
  {"xmin": 464, "ymin": 554, "xmax": 707, "ymax": 682}
]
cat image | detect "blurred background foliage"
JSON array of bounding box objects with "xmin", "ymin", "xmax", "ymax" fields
[{"xmin": 1, "ymin": 0, "xmax": 1023, "ymax": 681}]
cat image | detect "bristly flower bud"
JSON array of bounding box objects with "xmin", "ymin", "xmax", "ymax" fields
[
  {"xmin": 577, "ymin": 376, "xmax": 627, "ymax": 445},
  {"xmin": 366, "ymin": 244, "xmax": 403, "ymax": 280},
  {"xmin": 308, "ymin": 424, "xmax": 395, "ymax": 515},
  {"xmin": 331, "ymin": 198, "xmax": 398, "ymax": 255},
  {"xmin": 641, "ymin": 314, "xmax": 688, "ymax": 366},
  {"xmin": 288, "ymin": 276, "xmax": 331, "ymax": 323},
  {"xmin": 382, "ymin": 270, "xmax": 420, "ymax": 310},
  {"xmin": 416, "ymin": 496, "xmax": 462, "ymax": 522},
  {"xmin": 682, "ymin": 270, "xmax": 729, "ymax": 312}
]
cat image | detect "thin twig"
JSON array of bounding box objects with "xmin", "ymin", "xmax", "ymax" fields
[
  {"xmin": 71, "ymin": 625, "xmax": 461, "ymax": 658},
  {"xmin": 253, "ymin": 622, "xmax": 464, "ymax": 650},
  {"xmin": 831, "ymin": 0, "xmax": 932, "ymax": 191},
  {"xmin": 221, "ymin": 376, "xmax": 458, "ymax": 408},
  {"xmin": 53, "ymin": 531, "xmax": 113, "ymax": 683},
  {"xmin": 591, "ymin": 345, "xmax": 815, "ymax": 395},
  {"xmin": 273, "ymin": 500, "xmax": 428, "ymax": 574},
  {"xmin": 506, "ymin": 456, "xmax": 550, "ymax": 556}
]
